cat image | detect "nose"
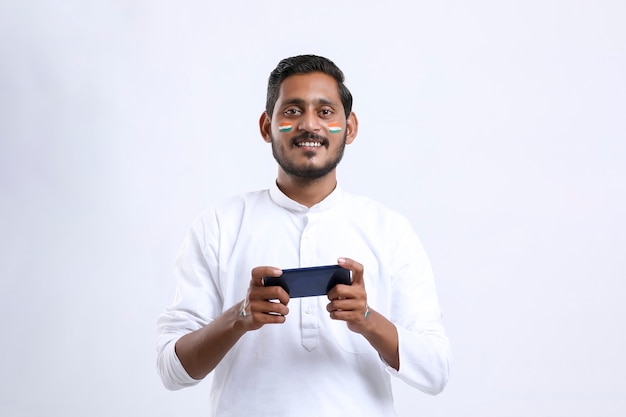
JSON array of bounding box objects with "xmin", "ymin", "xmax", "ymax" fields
[{"xmin": 297, "ymin": 110, "xmax": 321, "ymax": 133}]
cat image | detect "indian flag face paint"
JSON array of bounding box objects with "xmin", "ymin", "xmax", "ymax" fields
[
  {"xmin": 328, "ymin": 123, "xmax": 342, "ymax": 134},
  {"xmin": 278, "ymin": 123, "xmax": 292, "ymax": 133}
]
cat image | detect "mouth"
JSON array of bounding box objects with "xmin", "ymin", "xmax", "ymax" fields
[
  {"xmin": 292, "ymin": 133, "xmax": 328, "ymax": 149},
  {"xmin": 296, "ymin": 141, "xmax": 323, "ymax": 148}
]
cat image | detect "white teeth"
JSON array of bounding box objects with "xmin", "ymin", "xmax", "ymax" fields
[{"xmin": 298, "ymin": 142, "xmax": 322, "ymax": 147}]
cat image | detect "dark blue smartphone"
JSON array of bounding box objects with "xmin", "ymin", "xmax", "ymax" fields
[{"xmin": 263, "ymin": 265, "xmax": 351, "ymax": 298}]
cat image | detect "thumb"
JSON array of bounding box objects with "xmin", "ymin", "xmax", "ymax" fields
[
  {"xmin": 251, "ymin": 266, "xmax": 282, "ymax": 287},
  {"xmin": 337, "ymin": 257, "xmax": 364, "ymax": 286}
]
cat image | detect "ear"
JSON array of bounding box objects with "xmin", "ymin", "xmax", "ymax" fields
[
  {"xmin": 259, "ymin": 111, "xmax": 272, "ymax": 143},
  {"xmin": 345, "ymin": 112, "xmax": 358, "ymax": 145}
]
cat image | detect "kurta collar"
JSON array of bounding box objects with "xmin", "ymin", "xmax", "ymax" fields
[{"xmin": 269, "ymin": 181, "xmax": 344, "ymax": 213}]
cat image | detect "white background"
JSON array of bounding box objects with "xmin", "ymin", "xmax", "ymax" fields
[{"xmin": 1, "ymin": 1, "xmax": 625, "ymax": 416}]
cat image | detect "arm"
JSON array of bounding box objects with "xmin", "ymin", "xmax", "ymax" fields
[
  {"xmin": 326, "ymin": 257, "xmax": 400, "ymax": 370},
  {"xmin": 157, "ymin": 241, "xmax": 290, "ymax": 389},
  {"xmin": 174, "ymin": 266, "xmax": 290, "ymax": 380},
  {"xmin": 175, "ymin": 266, "xmax": 289, "ymax": 379},
  {"xmin": 327, "ymin": 250, "xmax": 450, "ymax": 394}
]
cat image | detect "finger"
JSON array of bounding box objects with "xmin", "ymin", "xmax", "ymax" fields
[
  {"xmin": 327, "ymin": 283, "xmax": 364, "ymax": 301},
  {"xmin": 248, "ymin": 285, "xmax": 290, "ymax": 306},
  {"xmin": 240, "ymin": 294, "xmax": 290, "ymax": 329},
  {"xmin": 326, "ymin": 298, "xmax": 353, "ymax": 312},
  {"xmin": 261, "ymin": 285, "xmax": 291, "ymax": 306},
  {"xmin": 252, "ymin": 299, "xmax": 290, "ymax": 317},
  {"xmin": 255, "ymin": 312, "xmax": 287, "ymax": 324},
  {"xmin": 250, "ymin": 266, "xmax": 282, "ymax": 287},
  {"xmin": 274, "ymin": 288, "xmax": 290, "ymax": 306},
  {"xmin": 328, "ymin": 308, "xmax": 367, "ymax": 323},
  {"xmin": 337, "ymin": 257, "xmax": 364, "ymax": 286},
  {"xmin": 326, "ymin": 297, "xmax": 364, "ymax": 313},
  {"xmin": 239, "ymin": 299, "xmax": 285, "ymax": 331}
]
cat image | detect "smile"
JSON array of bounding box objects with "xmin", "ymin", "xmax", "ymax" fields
[{"xmin": 297, "ymin": 141, "xmax": 323, "ymax": 147}]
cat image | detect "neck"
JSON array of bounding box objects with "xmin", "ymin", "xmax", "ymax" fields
[{"xmin": 276, "ymin": 170, "xmax": 337, "ymax": 208}]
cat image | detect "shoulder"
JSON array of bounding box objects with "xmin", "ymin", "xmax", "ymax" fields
[
  {"xmin": 190, "ymin": 189, "xmax": 271, "ymax": 230},
  {"xmin": 202, "ymin": 189, "xmax": 270, "ymax": 214},
  {"xmin": 341, "ymin": 191, "xmax": 411, "ymax": 226}
]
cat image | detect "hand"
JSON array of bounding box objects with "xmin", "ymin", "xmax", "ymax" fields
[
  {"xmin": 174, "ymin": 266, "xmax": 290, "ymax": 380},
  {"xmin": 238, "ymin": 266, "xmax": 290, "ymax": 331},
  {"xmin": 326, "ymin": 257, "xmax": 371, "ymax": 334}
]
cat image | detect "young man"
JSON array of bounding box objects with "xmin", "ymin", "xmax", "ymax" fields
[{"xmin": 157, "ymin": 55, "xmax": 449, "ymax": 416}]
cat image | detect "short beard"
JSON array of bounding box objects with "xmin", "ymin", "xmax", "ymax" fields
[{"xmin": 271, "ymin": 132, "xmax": 347, "ymax": 180}]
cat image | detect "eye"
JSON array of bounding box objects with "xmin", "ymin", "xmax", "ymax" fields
[
  {"xmin": 283, "ymin": 108, "xmax": 301, "ymax": 116},
  {"xmin": 319, "ymin": 108, "xmax": 334, "ymax": 118}
]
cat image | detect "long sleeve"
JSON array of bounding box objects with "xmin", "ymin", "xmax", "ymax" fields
[
  {"xmin": 384, "ymin": 215, "xmax": 450, "ymax": 394},
  {"xmin": 156, "ymin": 212, "xmax": 222, "ymax": 390}
]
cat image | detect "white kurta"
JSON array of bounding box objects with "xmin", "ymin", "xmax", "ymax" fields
[{"xmin": 157, "ymin": 183, "xmax": 449, "ymax": 417}]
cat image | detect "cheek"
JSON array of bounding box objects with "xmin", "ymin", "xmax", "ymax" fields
[
  {"xmin": 327, "ymin": 122, "xmax": 343, "ymax": 134},
  {"xmin": 278, "ymin": 122, "xmax": 293, "ymax": 133}
]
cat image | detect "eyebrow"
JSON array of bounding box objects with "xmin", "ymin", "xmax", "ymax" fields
[{"xmin": 282, "ymin": 98, "xmax": 337, "ymax": 107}]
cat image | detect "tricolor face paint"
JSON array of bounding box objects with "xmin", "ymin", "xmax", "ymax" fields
[
  {"xmin": 278, "ymin": 123, "xmax": 292, "ymax": 132},
  {"xmin": 328, "ymin": 123, "xmax": 342, "ymax": 134}
]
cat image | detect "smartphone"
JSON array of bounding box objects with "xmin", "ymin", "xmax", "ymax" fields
[{"xmin": 263, "ymin": 265, "xmax": 352, "ymax": 298}]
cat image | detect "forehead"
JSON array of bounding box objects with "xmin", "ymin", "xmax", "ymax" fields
[{"xmin": 276, "ymin": 72, "xmax": 342, "ymax": 107}]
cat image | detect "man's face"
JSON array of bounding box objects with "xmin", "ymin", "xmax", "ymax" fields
[{"xmin": 267, "ymin": 72, "xmax": 352, "ymax": 180}]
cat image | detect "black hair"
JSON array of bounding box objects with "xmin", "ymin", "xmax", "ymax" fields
[{"xmin": 265, "ymin": 54, "xmax": 353, "ymax": 118}]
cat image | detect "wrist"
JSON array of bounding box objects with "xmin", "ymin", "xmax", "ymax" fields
[{"xmin": 231, "ymin": 301, "xmax": 250, "ymax": 335}]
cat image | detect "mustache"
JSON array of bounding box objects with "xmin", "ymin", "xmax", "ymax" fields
[{"xmin": 290, "ymin": 132, "xmax": 328, "ymax": 145}]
